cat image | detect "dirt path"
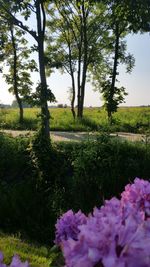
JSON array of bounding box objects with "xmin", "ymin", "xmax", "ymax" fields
[{"xmin": 0, "ymin": 129, "xmax": 146, "ymax": 142}]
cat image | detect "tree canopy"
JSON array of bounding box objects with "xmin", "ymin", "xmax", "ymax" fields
[{"xmin": 0, "ymin": 0, "xmax": 149, "ymax": 125}]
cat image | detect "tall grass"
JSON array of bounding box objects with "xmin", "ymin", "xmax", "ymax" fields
[
  {"xmin": 0, "ymin": 108, "xmax": 39, "ymax": 130},
  {"xmin": 0, "ymin": 106, "xmax": 150, "ymax": 133},
  {"xmin": 0, "ymin": 232, "xmax": 51, "ymax": 267}
]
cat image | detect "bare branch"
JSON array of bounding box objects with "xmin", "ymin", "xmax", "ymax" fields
[
  {"xmin": 41, "ymin": 0, "xmax": 46, "ymax": 37},
  {"xmin": 28, "ymin": 3, "xmax": 36, "ymax": 13},
  {"xmin": 0, "ymin": 2, "xmax": 38, "ymax": 41}
]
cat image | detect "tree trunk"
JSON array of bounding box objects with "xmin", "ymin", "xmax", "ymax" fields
[
  {"xmin": 77, "ymin": 58, "xmax": 82, "ymax": 118},
  {"xmin": 109, "ymin": 22, "xmax": 120, "ymax": 124},
  {"xmin": 77, "ymin": 3, "xmax": 88, "ymax": 119},
  {"xmin": 17, "ymin": 98, "xmax": 23, "ymax": 124},
  {"xmin": 80, "ymin": 63, "xmax": 87, "ymax": 118},
  {"xmin": 10, "ymin": 26, "xmax": 24, "ymax": 124},
  {"xmin": 68, "ymin": 41, "xmax": 76, "ymax": 119},
  {"xmin": 77, "ymin": 6, "xmax": 83, "ymax": 119},
  {"xmin": 71, "ymin": 75, "xmax": 76, "ymax": 119},
  {"xmin": 36, "ymin": 0, "xmax": 50, "ymax": 139},
  {"xmin": 80, "ymin": 44, "xmax": 88, "ymax": 118},
  {"xmin": 38, "ymin": 40, "xmax": 50, "ymax": 138},
  {"xmin": 80, "ymin": 81, "xmax": 85, "ymax": 118}
]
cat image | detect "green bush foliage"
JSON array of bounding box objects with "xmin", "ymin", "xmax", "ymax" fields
[
  {"xmin": 0, "ymin": 133, "xmax": 150, "ymax": 245},
  {"xmin": 0, "ymin": 133, "xmax": 71, "ymax": 245},
  {"xmin": 62, "ymin": 135, "xmax": 150, "ymax": 212},
  {"xmin": 0, "ymin": 133, "xmax": 29, "ymax": 181}
]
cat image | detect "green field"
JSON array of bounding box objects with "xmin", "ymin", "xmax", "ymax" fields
[
  {"xmin": 0, "ymin": 106, "xmax": 150, "ymax": 133},
  {"xmin": 0, "ymin": 233, "xmax": 52, "ymax": 267}
]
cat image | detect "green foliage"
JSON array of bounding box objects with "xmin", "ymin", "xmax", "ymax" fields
[
  {"xmin": 46, "ymin": 0, "xmax": 108, "ymax": 117},
  {"xmin": 0, "ymin": 132, "xmax": 71, "ymax": 244},
  {"xmin": 57, "ymin": 135, "xmax": 150, "ymax": 213},
  {"xmin": 28, "ymin": 129, "xmax": 53, "ymax": 184},
  {"xmin": 1, "ymin": 26, "xmax": 36, "ymax": 101},
  {"xmin": 0, "ymin": 0, "xmax": 54, "ymax": 138},
  {"xmin": 123, "ymin": 0, "xmax": 150, "ymax": 32},
  {"xmin": 49, "ymin": 246, "xmax": 64, "ymax": 267},
  {"xmin": 25, "ymin": 84, "xmax": 56, "ymax": 107},
  {"xmin": 0, "ymin": 0, "xmax": 149, "ymax": 129},
  {"xmin": 89, "ymin": 1, "xmax": 135, "ymax": 123},
  {"xmin": 0, "ymin": 133, "xmax": 150, "ymax": 245},
  {"xmin": 0, "ymin": 133, "xmax": 29, "ymax": 180},
  {"xmin": 101, "ymin": 80, "xmax": 128, "ymax": 120}
]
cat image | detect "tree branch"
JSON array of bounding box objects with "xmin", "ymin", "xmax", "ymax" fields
[
  {"xmin": 0, "ymin": 3, "xmax": 38, "ymax": 41},
  {"xmin": 41, "ymin": 0, "xmax": 46, "ymax": 37},
  {"xmin": 28, "ymin": 3, "xmax": 36, "ymax": 14}
]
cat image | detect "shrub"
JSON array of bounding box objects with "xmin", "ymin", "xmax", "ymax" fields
[
  {"xmin": 0, "ymin": 133, "xmax": 29, "ymax": 181},
  {"xmin": 0, "ymin": 133, "xmax": 150, "ymax": 245},
  {"xmin": 0, "ymin": 133, "xmax": 71, "ymax": 244},
  {"xmin": 66, "ymin": 135, "xmax": 150, "ymax": 212}
]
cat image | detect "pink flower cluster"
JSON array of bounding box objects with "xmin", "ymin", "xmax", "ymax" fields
[
  {"xmin": 55, "ymin": 210, "xmax": 87, "ymax": 244},
  {"xmin": 0, "ymin": 253, "xmax": 29, "ymax": 267},
  {"xmin": 55, "ymin": 178, "xmax": 150, "ymax": 267}
]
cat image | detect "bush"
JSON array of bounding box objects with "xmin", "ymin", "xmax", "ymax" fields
[
  {"xmin": 0, "ymin": 133, "xmax": 29, "ymax": 181},
  {"xmin": 0, "ymin": 133, "xmax": 150, "ymax": 245},
  {"xmin": 0, "ymin": 133, "xmax": 71, "ymax": 244},
  {"xmin": 65, "ymin": 135, "xmax": 150, "ymax": 212}
]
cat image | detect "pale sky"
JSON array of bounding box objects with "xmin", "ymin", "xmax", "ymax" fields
[{"xmin": 0, "ymin": 32, "xmax": 150, "ymax": 107}]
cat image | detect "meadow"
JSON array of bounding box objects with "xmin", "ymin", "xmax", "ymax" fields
[{"xmin": 0, "ymin": 106, "xmax": 150, "ymax": 133}]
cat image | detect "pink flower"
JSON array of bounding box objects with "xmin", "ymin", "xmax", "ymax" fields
[
  {"xmin": 55, "ymin": 178, "xmax": 150, "ymax": 267},
  {"xmin": 0, "ymin": 253, "xmax": 29, "ymax": 267},
  {"xmin": 0, "ymin": 252, "xmax": 6, "ymax": 267},
  {"xmin": 9, "ymin": 255, "xmax": 29, "ymax": 267},
  {"xmin": 55, "ymin": 210, "xmax": 87, "ymax": 245},
  {"xmin": 121, "ymin": 178, "xmax": 150, "ymax": 219}
]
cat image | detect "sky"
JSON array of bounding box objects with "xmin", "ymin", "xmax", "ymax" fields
[{"xmin": 0, "ymin": 32, "xmax": 150, "ymax": 107}]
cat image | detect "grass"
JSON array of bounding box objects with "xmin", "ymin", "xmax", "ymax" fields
[
  {"xmin": 0, "ymin": 106, "xmax": 150, "ymax": 133},
  {"xmin": 0, "ymin": 232, "xmax": 54, "ymax": 267}
]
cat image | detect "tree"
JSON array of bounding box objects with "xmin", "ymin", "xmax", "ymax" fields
[
  {"xmin": 123, "ymin": 0, "xmax": 150, "ymax": 32},
  {"xmin": 103, "ymin": 1, "xmax": 135, "ymax": 123},
  {"xmin": 46, "ymin": 11, "xmax": 77, "ymax": 118},
  {"xmin": 91, "ymin": 0, "xmax": 135, "ymax": 123},
  {"xmin": 1, "ymin": 25, "xmax": 36, "ymax": 123},
  {"xmin": 0, "ymin": 0, "xmax": 55, "ymax": 139},
  {"xmin": 46, "ymin": 0, "xmax": 107, "ymax": 118}
]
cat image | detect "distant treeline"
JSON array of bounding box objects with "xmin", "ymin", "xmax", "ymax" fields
[
  {"xmin": 0, "ymin": 100, "xmax": 69, "ymax": 109},
  {"xmin": 1, "ymin": 102, "xmax": 150, "ymax": 109}
]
